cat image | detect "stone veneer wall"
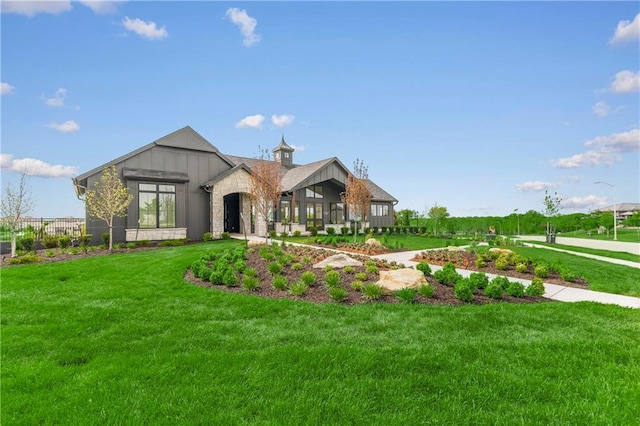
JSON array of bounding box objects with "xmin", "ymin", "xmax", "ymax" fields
[
  {"xmin": 126, "ymin": 228, "xmax": 187, "ymax": 241},
  {"xmin": 210, "ymin": 169, "xmax": 251, "ymax": 238}
]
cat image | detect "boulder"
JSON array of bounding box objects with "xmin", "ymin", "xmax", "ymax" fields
[
  {"xmin": 376, "ymin": 268, "xmax": 427, "ymax": 294},
  {"xmin": 313, "ymin": 253, "xmax": 362, "ymax": 269},
  {"xmin": 488, "ymin": 248, "xmax": 513, "ymax": 256},
  {"xmin": 365, "ymin": 238, "xmax": 382, "ymax": 247},
  {"xmin": 446, "ymin": 246, "xmax": 465, "ymax": 252}
]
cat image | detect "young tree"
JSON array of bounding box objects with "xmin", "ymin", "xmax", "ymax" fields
[
  {"xmin": 248, "ymin": 149, "xmax": 284, "ymax": 241},
  {"xmin": 1, "ymin": 168, "xmax": 35, "ymax": 257},
  {"xmin": 428, "ymin": 203, "xmax": 449, "ymax": 236},
  {"xmin": 341, "ymin": 159, "xmax": 371, "ymax": 242},
  {"xmin": 82, "ymin": 165, "xmax": 133, "ymax": 251},
  {"xmin": 542, "ymin": 190, "xmax": 563, "ymax": 235}
]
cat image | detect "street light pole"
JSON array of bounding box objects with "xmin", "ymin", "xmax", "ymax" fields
[
  {"xmin": 594, "ymin": 181, "xmax": 617, "ymax": 241},
  {"xmin": 513, "ymin": 208, "xmax": 520, "ymax": 236}
]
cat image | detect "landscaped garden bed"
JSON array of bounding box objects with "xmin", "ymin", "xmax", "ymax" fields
[{"xmin": 185, "ymin": 243, "xmax": 549, "ymax": 306}]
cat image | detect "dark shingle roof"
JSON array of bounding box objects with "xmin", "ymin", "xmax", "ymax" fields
[{"xmin": 365, "ymin": 179, "xmax": 398, "ymax": 202}]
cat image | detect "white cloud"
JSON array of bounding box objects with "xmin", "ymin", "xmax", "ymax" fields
[
  {"xmin": 1, "ymin": 82, "xmax": 15, "ymax": 95},
  {"xmin": 553, "ymin": 128, "xmax": 639, "ymax": 168},
  {"xmin": 42, "ymin": 88, "xmax": 67, "ymax": 107},
  {"xmin": 271, "ymin": 114, "xmax": 295, "ymax": 128},
  {"xmin": 47, "ymin": 120, "xmax": 79, "ymax": 133},
  {"xmin": 225, "ymin": 8, "xmax": 261, "ymax": 47},
  {"xmin": 0, "ymin": 154, "xmax": 78, "ymax": 178},
  {"xmin": 562, "ymin": 195, "xmax": 608, "ymax": 210},
  {"xmin": 235, "ymin": 114, "xmax": 264, "ymax": 129},
  {"xmin": 122, "ymin": 16, "xmax": 168, "ymax": 40},
  {"xmin": 78, "ymin": 0, "xmax": 127, "ymax": 14},
  {"xmin": 516, "ymin": 181, "xmax": 558, "ymax": 192},
  {"xmin": 289, "ymin": 144, "xmax": 307, "ymax": 152},
  {"xmin": 610, "ymin": 13, "xmax": 640, "ymax": 45},
  {"xmin": 592, "ymin": 101, "xmax": 610, "ymax": 117},
  {"xmin": 608, "ymin": 70, "xmax": 640, "ymax": 94},
  {"xmin": 1, "ymin": 1, "xmax": 72, "ymax": 17},
  {"xmin": 566, "ymin": 175, "xmax": 583, "ymax": 183}
]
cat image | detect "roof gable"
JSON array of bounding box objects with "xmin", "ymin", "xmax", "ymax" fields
[{"xmin": 154, "ymin": 126, "xmax": 219, "ymax": 153}]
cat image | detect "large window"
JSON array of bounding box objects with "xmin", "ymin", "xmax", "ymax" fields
[
  {"xmin": 306, "ymin": 202, "xmax": 323, "ymax": 230},
  {"xmin": 371, "ymin": 204, "xmax": 389, "ymax": 217},
  {"xmin": 139, "ymin": 183, "xmax": 176, "ymax": 228},
  {"xmin": 330, "ymin": 202, "xmax": 345, "ymax": 224},
  {"xmin": 280, "ymin": 200, "xmax": 300, "ymax": 223},
  {"xmin": 305, "ymin": 185, "xmax": 323, "ymax": 199}
]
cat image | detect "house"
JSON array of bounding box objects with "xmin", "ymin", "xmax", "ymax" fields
[
  {"xmin": 597, "ymin": 203, "xmax": 640, "ymax": 222},
  {"xmin": 72, "ymin": 126, "xmax": 397, "ymax": 244}
]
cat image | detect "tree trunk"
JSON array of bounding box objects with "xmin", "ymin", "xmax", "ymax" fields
[
  {"xmin": 109, "ymin": 225, "xmax": 114, "ymax": 251},
  {"xmin": 10, "ymin": 233, "xmax": 17, "ymax": 258}
]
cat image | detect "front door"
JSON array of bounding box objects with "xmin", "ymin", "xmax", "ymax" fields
[
  {"xmin": 223, "ymin": 193, "xmax": 240, "ymax": 233},
  {"xmin": 306, "ymin": 202, "xmax": 324, "ymax": 230}
]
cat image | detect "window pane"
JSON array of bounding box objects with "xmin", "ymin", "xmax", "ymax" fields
[
  {"xmin": 306, "ymin": 187, "xmax": 315, "ymax": 198},
  {"xmin": 159, "ymin": 184, "xmax": 175, "ymax": 193},
  {"xmin": 281, "ymin": 201, "xmax": 290, "ymax": 222},
  {"xmin": 140, "ymin": 183, "xmax": 156, "ymax": 191},
  {"xmin": 159, "ymin": 193, "xmax": 176, "ymax": 228},
  {"xmin": 315, "ymin": 186, "xmax": 323, "ymax": 198},
  {"xmin": 139, "ymin": 192, "xmax": 157, "ymax": 228},
  {"xmin": 307, "ymin": 205, "xmax": 315, "ymax": 220},
  {"xmin": 294, "ymin": 202, "xmax": 299, "ymax": 223}
]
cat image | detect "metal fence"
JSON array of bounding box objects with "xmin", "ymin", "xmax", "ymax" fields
[{"xmin": 3, "ymin": 217, "xmax": 85, "ymax": 238}]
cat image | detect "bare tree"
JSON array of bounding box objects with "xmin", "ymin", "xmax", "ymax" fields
[
  {"xmin": 341, "ymin": 159, "xmax": 371, "ymax": 241},
  {"xmin": 1, "ymin": 168, "xmax": 35, "ymax": 257},
  {"xmin": 248, "ymin": 148, "xmax": 284, "ymax": 241},
  {"xmin": 542, "ymin": 190, "xmax": 563, "ymax": 235},
  {"xmin": 82, "ymin": 165, "xmax": 133, "ymax": 251}
]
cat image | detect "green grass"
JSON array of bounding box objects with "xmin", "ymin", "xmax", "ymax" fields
[
  {"xmin": 510, "ymin": 247, "xmax": 640, "ymax": 296},
  {"xmin": 523, "ymin": 241, "xmax": 640, "ymax": 263},
  {"xmin": 2, "ymin": 241, "xmax": 640, "ymax": 424},
  {"xmin": 559, "ymin": 228, "xmax": 640, "ymax": 243},
  {"xmin": 287, "ymin": 234, "xmax": 472, "ymax": 250}
]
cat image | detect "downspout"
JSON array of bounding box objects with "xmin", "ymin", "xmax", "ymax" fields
[{"xmin": 203, "ymin": 184, "xmax": 213, "ymax": 234}]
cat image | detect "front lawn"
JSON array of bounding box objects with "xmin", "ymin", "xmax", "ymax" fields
[{"xmin": 2, "ymin": 241, "xmax": 639, "ymax": 424}]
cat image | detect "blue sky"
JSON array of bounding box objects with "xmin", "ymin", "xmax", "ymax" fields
[{"xmin": 2, "ymin": 1, "xmax": 639, "ymax": 219}]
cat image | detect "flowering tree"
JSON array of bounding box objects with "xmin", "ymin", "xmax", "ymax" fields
[
  {"xmin": 542, "ymin": 190, "xmax": 563, "ymax": 235},
  {"xmin": 82, "ymin": 165, "xmax": 133, "ymax": 251},
  {"xmin": 428, "ymin": 203, "xmax": 449, "ymax": 236},
  {"xmin": 248, "ymin": 149, "xmax": 284, "ymax": 241},
  {"xmin": 341, "ymin": 159, "xmax": 371, "ymax": 241},
  {"xmin": 1, "ymin": 168, "xmax": 35, "ymax": 257}
]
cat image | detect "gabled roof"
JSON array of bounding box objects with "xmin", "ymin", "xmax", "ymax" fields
[
  {"xmin": 598, "ymin": 203, "xmax": 640, "ymax": 213},
  {"xmin": 365, "ymin": 179, "xmax": 398, "ymax": 203},
  {"xmin": 202, "ymin": 163, "xmax": 252, "ymax": 188}
]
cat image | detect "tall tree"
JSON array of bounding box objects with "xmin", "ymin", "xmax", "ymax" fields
[
  {"xmin": 341, "ymin": 159, "xmax": 371, "ymax": 241},
  {"xmin": 1, "ymin": 168, "xmax": 35, "ymax": 257},
  {"xmin": 248, "ymin": 148, "xmax": 284, "ymax": 241},
  {"xmin": 428, "ymin": 203, "xmax": 449, "ymax": 236},
  {"xmin": 82, "ymin": 165, "xmax": 133, "ymax": 251}
]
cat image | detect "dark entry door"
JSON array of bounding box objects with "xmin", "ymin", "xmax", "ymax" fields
[{"xmin": 224, "ymin": 193, "xmax": 240, "ymax": 233}]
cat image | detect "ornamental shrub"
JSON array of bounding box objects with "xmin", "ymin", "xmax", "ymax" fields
[
  {"xmin": 267, "ymin": 262, "xmax": 283, "ymax": 275},
  {"xmin": 468, "ymin": 272, "xmax": 489, "ymax": 290},
  {"xmin": 366, "ymin": 264, "xmax": 379, "ymax": 275},
  {"xmin": 454, "ymin": 279, "xmax": 474, "ymax": 302},
  {"xmin": 309, "ymin": 227, "xmax": 318, "ymax": 237},
  {"xmin": 326, "ymin": 227, "xmax": 336, "ymax": 235},
  {"xmin": 560, "ymin": 268, "xmax": 578, "ymax": 282},
  {"xmin": 395, "ymin": 288, "xmax": 417, "ymax": 304},
  {"xmin": 272, "ymin": 275, "xmax": 288, "ymax": 290},
  {"xmin": 244, "ymin": 267, "xmax": 257, "ymax": 278},
  {"xmin": 418, "ymin": 283, "xmax": 435, "ymax": 298},
  {"xmin": 355, "ymin": 272, "xmax": 367, "ymax": 281},
  {"xmin": 203, "ymin": 232, "xmax": 214, "ymax": 242},
  {"xmin": 351, "ymin": 280, "xmax": 364, "ymax": 291},
  {"xmin": 42, "ymin": 235, "xmax": 59, "ymax": 249},
  {"xmin": 491, "ymin": 276, "xmax": 511, "ymax": 290},
  {"xmin": 516, "ymin": 262, "xmax": 528, "ymax": 273},
  {"xmin": 433, "ymin": 262, "xmax": 462, "ymax": 286},
  {"xmin": 242, "ymin": 276, "xmax": 260, "ymax": 291},
  {"xmin": 58, "ymin": 235, "xmax": 72, "ymax": 249},
  {"xmin": 526, "ymin": 277, "xmax": 545, "ymax": 296},
  {"xmin": 301, "ymin": 271, "xmax": 317, "ymax": 286},
  {"xmin": 495, "ymin": 255, "xmax": 510, "ymax": 271},
  {"xmin": 362, "ymin": 283, "xmax": 384, "ymax": 301},
  {"xmin": 343, "ymin": 265, "xmax": 355, "ymax": 274},
  {"xmin": 475, "ymin": 258, "xmax": 487, "ymax": 268},
  {"xmin": 416, "ymin": 261, "xmax": 432, "ymax": 276},
  {"xmin": 289, "ymin": 281, "xmax": 308, "ymax": 296},
  {"xmin": 222, "ymin": 269, "xmax": 238, "ymax": 287},
  {"xmin": 506, "ymin": 281, "xmax": 525, "ymax": 297},
  {"xmin": 534, "ymin": 264, "xmax": 549, "ymax": 279},
  {"xmin": 291, "ymin": 262, "xmax": 303, "ymax": 271},
  {"xmin": 328, "ymin": 286, "xmax": 348, "ymax": 302},
  {"xmin": 484, "ymin": 282, "xmax": 504, "ymax": 299},
  {"xmin": 324, "ymin": 270, "xmax": 341, "ymax": 288}
]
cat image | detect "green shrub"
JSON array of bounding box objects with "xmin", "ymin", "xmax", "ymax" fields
[
  {"xmin": 560, "ymin": 268, "xmax": 578, "ymax": 282},
  {"xmin": 126, "ymin": 242, "xmax": 136, "ymax": 249},
  {"xmin": 526, "ymin": 277, "xmax": 546, "ymax": 296},
  {"xmin": 203, "ymin": 232, "xmax": 214, "ymax": 242},
  {"xmin": 267, "ymin": 262, "xmax": 283, "ymax": 275},
  {"xmin": 433, "ymin": 263, "xmax": 462, "ymax": 286},
  {"xmin": 326, "ymin": 227, "xmax": 336, "ymax": 235},
  {"xmin": 222, "ymin": 269, "xmax": 238, "ymax": 287},
  {"xmin": 114, "ymin": 243, "xmax": 127, "ymax": 249},
  {"xmin": 354, "ymin": 272, "xmax": 367, "ymax": 281},
  {"xmin": 42, "ymin": 234, "xmax": 59, "ymax": 249},
  {"xmin": 395, "ymin": 288, "xmax": 417, "ymax": 304},
  {"xmin": 268, "ymin": 230, "xmax": 277, "ymax": 239},
  {"xmin": 102, "ymin": 233, "xmax": 110, "ymax": 246},
  {"xmin": 234, "ymin": 260, "xmax": 246, "ymax": 273},
  {"xmin": 454, "ymin": 279, "xmax": 474, "ymax": 302},
  {"xmin": 45, "ymin": 249, "xmax": 56, "ymax": 258},
  {"xmin": 328, "ymin": 286, "xmax": 348, "ymax": 302},
  {"xmin": 17, "ymin": 237, "xmax": 36, "ymax": 253},
  {"xmin": 272, "ymin": 275, "xmax": 288, "ymax": 290},
  {"xmin": 324, "ymin": 264, "xmax": 334, "ymax": 272},
  {"xmin": 362, "ymin": 283, "xmax": 384, "ymax": 301},
  {"xmin": 468, "ymin": 272, "xmax": 489, "ymax": 290},
  {"xmin": 242, "ymin": 276, "xmax": 260, "ymax": 291},
  {"xmin": 293, "ymin": 230, "xmax": 301, "ymax": 237},
  {"xmin": 324, "ymin": 270, "xmax": 341, "ymax": 288},
  {"xmin": 343, "ymin": 265, "xmax": 355, "ymax": 274},
  {"xmin": 278, "ymin": 254, "xmax": 294, "ymax": 267},
  {"xmin": 418, "ymin": 283, "xmax": 435, "ymax": 298},
  {"xmin": 302, "ymin": 256, "xmax": 312, "ymax": 265},
  {"xmin": 309, "ymin": 227, "xmax": 318, "ymax": 237},
  {"xmin": 475, "ymin": 258, "xmax": 487, "ymax": 268},
  {"xmin": 220, "ymin": 232, "xmax": 231, "ymax": 240},
  {"xmin": 58, "ymin": 235, "xmax": 72, "ymax": 249},
  {"xmin": 484, "ymin": 282, "xmax": 504, "ymax": 299},
  {"xmin": 416, "ymin": 261, "xmax": 432, "ymax": 276},
  {"xmin": 6, "ymin": 255, "xmax": 40, "ymax": 265},
  {"xmin": 516, "ymin": 263, "xmax": 528, "ymax": 273},
  {"xmin": 506, "ymin": 281, "xmax": 525, "ymax": 298},
  {"xmin": 300, "ymin": 271, "xmax": 317, "ymax": 286},
  {"xmin": 242, "ymin": 267, "xmax": 256, "ymax": 278},
  {"xmin": 289, "ymin": 281, "xmax": 308, "ymax": 296},
  {"xmin": 351, "ymin": 280, "xmax": 364, "ymax": 291},
  {"xmin": 534, "ymin": 264, "xmax": 549, "ymax": 279},
  {"xmin": 491, "ymin": 276, "xmax": 511, "ymax": 290},
  {"xmin": 366, "ymin": 264, "xmax": 379, "ymax": 275},
  {"xmin": 495, "ymin": 255, "xmax": 510, "ymax": 271}
]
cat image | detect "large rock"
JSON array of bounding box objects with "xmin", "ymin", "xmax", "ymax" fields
[
  {"xmin": 365, "ymin": 238, "xmax": 382, "ymax": 247},
  {"xmin": 313, "ymin": 253, "xmax": 362, "ymax": 269},
  {"xmin": 376, "ymin": 268, "xmax": 427, "ymax": 294},
  {"xmin": 488, "ymin": 248, "xmax": 513, "ymax": 256}
]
